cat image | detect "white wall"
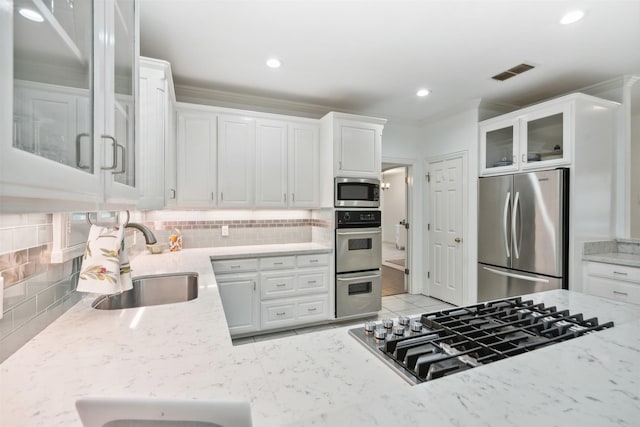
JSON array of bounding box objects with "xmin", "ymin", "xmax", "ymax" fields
[
  {"xmin": 631, "ymin": 105, "xmax": 640, "ymax": 237},
  {"xmin": 419, "ymin": 106, "xmax": 480, "ymax": 305},
  {"xmin": 381, "ymin": 168, "xmax": 406, "ymax": 243}
]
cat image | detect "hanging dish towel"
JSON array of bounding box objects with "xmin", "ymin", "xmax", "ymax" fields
[{"xmin": 77, "ymin": 225, "xmax": 132, "ymax": 294}]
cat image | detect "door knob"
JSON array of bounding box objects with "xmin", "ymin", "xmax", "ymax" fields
[{"xmin": 454, "ymin": 237, "xmax": 462, "ymax": 243}]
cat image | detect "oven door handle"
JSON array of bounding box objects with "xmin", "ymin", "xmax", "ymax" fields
[
  {"xmin": 337, "ymin": 274, "xmax": 380, "ymax": 282},
  {"xmin": 336, "ymin": 230, "xmax": 381, "ymax": 236}
]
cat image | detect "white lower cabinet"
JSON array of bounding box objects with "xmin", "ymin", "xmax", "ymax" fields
[
  {"xmin": 213, "ymin": 252, "xmax": 330, "ymax": 337},
  {"xmin": 583, "ymin": 261, "xmax": 640, "ymax": 305},
  {"xmin": 216, "ymin": 272, "xmax": 260, "ymax": 336}
]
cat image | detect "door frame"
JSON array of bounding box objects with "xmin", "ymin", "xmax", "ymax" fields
[
  {"xmin": 424, "ymin": 150, "xmax": 469, "ymax": 304},
  {"xmin": 381, "ymin": 156, "xmax": 416, "ymax": 294}
]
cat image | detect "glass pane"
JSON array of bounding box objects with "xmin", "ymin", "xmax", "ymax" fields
[
  {"xmin": 113, "ymin": 0, "xmax": 135, "ymax": 187},
  {"xmin": 527, "ymin": 113, "xmax": 564, "ymax": 162},
  {"xmin": 485, "ymin": 126, "xmax": 514, "ymax": 168},
  {"xmin": 13, "ymin": 0, "xmax": 93, "ymax": 172}
]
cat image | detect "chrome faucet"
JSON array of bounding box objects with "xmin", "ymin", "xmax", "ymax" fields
[{"xmin": 126, "ymin": 223, "xmax": 158, "ymax": 245}]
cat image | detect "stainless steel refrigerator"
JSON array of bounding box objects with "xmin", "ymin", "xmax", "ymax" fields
[{"xmin": 477, "ymin": 168, "xmax": 568, "ymax": 302}]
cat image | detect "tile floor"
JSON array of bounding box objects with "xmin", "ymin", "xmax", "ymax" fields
[{"xmin": 232, "ymin": 293, "xmax": 456, "ymax": 345}]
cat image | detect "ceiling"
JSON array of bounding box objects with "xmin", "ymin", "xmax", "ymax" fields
[{"xmin": 139, "ymin": 0, "xmax": 640, "ymax": 124}]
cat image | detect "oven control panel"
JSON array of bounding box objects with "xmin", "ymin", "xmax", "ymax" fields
[{"xmin": 336, "ymin": 210, "xmax": 381, "ymax": 228}]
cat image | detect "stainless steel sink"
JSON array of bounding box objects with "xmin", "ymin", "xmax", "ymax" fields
[{"xmin": 92, "ymin": 272, "xmax": 198, "ymax": 310}]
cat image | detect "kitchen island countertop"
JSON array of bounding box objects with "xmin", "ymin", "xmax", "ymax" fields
[{"xmin": 1, "ymin": 247, "xmax": 640, "ymax": 426}]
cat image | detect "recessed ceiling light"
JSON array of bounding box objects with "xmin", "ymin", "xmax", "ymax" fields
[
  {"xmin": 266, "ymin": 58, "xmax": 282, "ymax": 68},
  {"xmin": 19, "ymin": 8, "xmax": 44, "ymax": 22},
  {"xmin": 416, "ymin": 89, "xmax": 430, "ymax": 97},
  {"xmin": 560, "ymin": 10, "xmax": 585, "ymax": 25}
]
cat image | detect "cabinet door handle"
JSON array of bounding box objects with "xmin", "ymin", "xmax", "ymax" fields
[
  {"xmin": 101, "ymin": 135, "xmax": 118, "ymax": 170},
  {"xmin": 170, "ymin": 189, "xmax": 176, "ymax": 199},
  {"xmin": 253, "ymin": 281, "xmax": 256, "ymax": 291},
  {"xmin": 522, "ymin": 154, "xmax": 527, "ymax": 163},
  {"xmin": 284, "ymin": 193, "xmax": 287, "ymax": 202},
  {"xmin": 112, "ymin": 143, "xmax": 126, "ymax": 175},
  {"xmin": 220, "ymin": 192, "xmax": 223, "ymax": 201},
  {"xmin": 613, "ymin": 271, "xmax": 628, "ymax": 276},
  {"xmin": 75, "ymin": 133, "xmax": 91, "ymax": 169},
  {"xmin": 292, "ymin": 193, "xmax": 295, "ymax": 202},
  {"xmin": 613, "ymin": 290, "xmax": 628, "ymax": 296}
]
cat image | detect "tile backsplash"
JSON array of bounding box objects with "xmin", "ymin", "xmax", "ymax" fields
[
  {"xmin": 144, "ymin": 209, "xmax": 332, "ymax": 249},
  {"xmin": 0, "ymin": 213, "xmax": 80, "ymax": 362}
]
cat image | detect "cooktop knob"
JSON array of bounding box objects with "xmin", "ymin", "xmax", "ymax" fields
[
  {"xmin": 393, "ymin": 325, "xmax": 405, "ymax": 336},
  {"xmin": 410, "ymin": 320, "xmax": 423, "ymax": 332},
  {"xmin": 382, "ymin": 319, "xmax": 394, "ymax": 329},
  {"xmin": 364, "ymin": 321, "xmax": 377, "ymax": 333},
  {"xmin": 399, "ymin": 316, "xmax": 410, "ymax": 326},
  {"xmin": 374, "ymin": 328, "xmax": 387, "ymax": 340}
]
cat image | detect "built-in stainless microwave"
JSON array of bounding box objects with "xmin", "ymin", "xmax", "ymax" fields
[{"xmin": 334, "ymin": 177, "xmax": 380, "ymax": 208}]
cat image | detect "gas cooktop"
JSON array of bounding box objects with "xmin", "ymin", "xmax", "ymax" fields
[{"xmin": 349, "ymin": 296, "xmax": 614, "ymax": 385}]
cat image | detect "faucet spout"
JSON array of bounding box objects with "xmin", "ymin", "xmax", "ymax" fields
[{"xmin": 126, "ymin": 223, "xmax": 158, "ymax": 245}]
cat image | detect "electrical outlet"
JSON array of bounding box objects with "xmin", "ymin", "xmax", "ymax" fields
[{"xmin": 221, "ymin": 225, "xmax": 229, "ymax": 237}]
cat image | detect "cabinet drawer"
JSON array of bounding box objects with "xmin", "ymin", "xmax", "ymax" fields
[
  {"xmin": 297, "ymin": 298, "xmax": 328, "ymax": 319},
  {"xmin": 261, "ymin": 273, "xmax": 296, "ymax": 299},
  {"xmin": 260, "ymin": 256, "xmax": 296, "ymax": 270},
  {"xmin": 583, "ymin": 275, "xmax": 640, "ymax": 305},
  {"xmin": 297, "ymin": 253, "xmax": 329, "ymax": 267},
  {"xmin": 262, "ymin": 302, "xmax": 296, "ymax": 324},
  {"xmin": 586, "ymin": 262, "xmax": 640, "ymax": 283},
  {"xmin": 296, "ymin": 270, "xmax": 328, "ymax": 292},
  {"xmin": 212, "ymin": 258, "xmax": 258, "ymax": 274}
]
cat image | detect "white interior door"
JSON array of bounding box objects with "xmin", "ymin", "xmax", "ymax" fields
[{"xmin": 428, "ymin": 156, "xmax": 464, "ymax": 305}]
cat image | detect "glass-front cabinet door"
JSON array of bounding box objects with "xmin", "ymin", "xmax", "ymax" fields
[
  {"xmin": 100, "ymin": 0, "xmax": 138, "ymax": 200},
  {"xmin": 520, "ymin": 103, "xmax": 571, "ymax": 170},
  {"xmin": 3, "ymin": 0, "xmax": 103, "ymax": 204},
  {"xmin": 479, "ymin": 119, "xmax": 519, "ymax": 175}
]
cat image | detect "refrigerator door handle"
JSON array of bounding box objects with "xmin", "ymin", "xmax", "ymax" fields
[
  {"xmin": 503, "ymin": 191, "xmax": 511, "ymax": 258},
  {"xmin": 482, "ymin": 266, "xmax": 550, "ymax": 284},
  {"xmin": 512, "ymin": 191, "xmax": 520, "ymax": 259}
]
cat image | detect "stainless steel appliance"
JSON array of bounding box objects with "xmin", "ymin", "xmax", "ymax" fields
[
  {"xmin": 334, "ymin": 177, "xmax": 380, "ymax": 208},
  {"xmin": 349, "ymin": 296, "xmax": 613, "ymax": 385},
  {"xmin": 477, "ymin": 168, "xmax": 569, "ymax": 302},
  {"xmin": 335, "ymin": 210, "xmax": 382, "ymax": 319}
]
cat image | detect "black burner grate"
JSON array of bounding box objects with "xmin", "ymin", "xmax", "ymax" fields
[{"xmin": 379, "ymin": 297, "xmax": 614, "ymax": 383}]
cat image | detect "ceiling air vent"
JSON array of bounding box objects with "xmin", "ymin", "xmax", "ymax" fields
[{"xmin": 492, "ymin": 63, "xmax": 535, "ymax": 81}]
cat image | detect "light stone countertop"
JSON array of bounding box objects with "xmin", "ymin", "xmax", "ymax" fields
[
  {"xmin": 582, "ymin": 252, "xmax": 640, "ymax": 268},
  {"xmin": 1, "ymin": 245, "xmax": 640, "ymax": 426}
]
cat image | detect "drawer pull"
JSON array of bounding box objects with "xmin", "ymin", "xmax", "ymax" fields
[
  {"xmin": 276, "ymin": 312, "xmax": 286, "ymax": 316},
  {"xmin": 274, "ymin": 262, "xmax": 284, "ymax": 265},
  {"xmin": 309, "ymin": 259, "xmax": 319, "ymax": 263},
  {"xmin": 307, "ymin": 307, "xmax": 317, "ymax": 312},
  {"xmin": 230, "ymin": 265, "xmax": 241, "ymax": 269},
  {"xmin": 307, "ymin": 280, "xmax": 317, "ymax": 284},
  {"xmin": 613, "ymin": 271, "xmax": 628, "ymax": 276},
  {"xmin": 276, "ymin": 283, "xmax": 287, "ymax": 287},
  {"xmin": 613, "ymin": 290, "xmax": 629, "ymax": 296}
]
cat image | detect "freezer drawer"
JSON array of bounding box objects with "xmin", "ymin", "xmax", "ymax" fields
[{"xmin": 477, "ymin": 264, "xmax": 562, "ymax": 303}]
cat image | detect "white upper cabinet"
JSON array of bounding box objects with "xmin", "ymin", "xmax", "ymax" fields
[
  {"xmin": 217, "ymin": 114, "xmax": 256, "ymax": 207},
  {"xmin": 1, "ymin": 0, "xmax": 140, "ymax": 211},
  {"xmin": 255, "ymin": 119, "xmax": 288, "ymax": 207},
  {"xmin": 255, "ymin": 120, "xmax": 320, "ymax": 208},
  {"xmin": 137, "ymin": 57, "xmax": 174, "ymax": 210},
  {"xmin": 336, "ymin": 120, "xmax": 381, "ymax": 178},
  {"xmin": 480, "ymin": 97, "xmax": 573, "ymax": 176},
  {"xmin": 176, "ymin": 105, "xmax": 217, "ymax": 207},
  {"xmin": 288, "ymin": 122, "xmax": 319, "ymax": 208}
]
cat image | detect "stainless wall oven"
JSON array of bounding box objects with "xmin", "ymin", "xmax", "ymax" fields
[
  {"xmin": 334, "ymin": 177, "xmax": 380, "ymax": 208},
  {"xmin": 335, "ymin": 210, "xmax": 382, "ymax": 319}
]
